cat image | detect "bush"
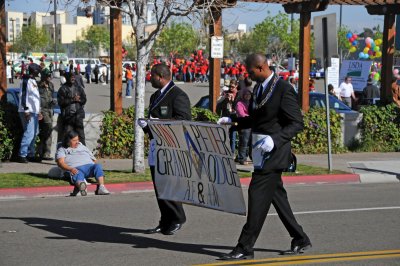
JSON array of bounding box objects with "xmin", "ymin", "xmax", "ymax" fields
[
  {"xmin": 0, "ymin": 98, "xmax": 23, "ymax": 161},
  {"xmin": 292, "ymin": 108, "xmax": 346, "ymax": 154},
  {"xmin": 0, "ymin": 108, "xmax": 14, "ymax": 160},
  {"xmin": 96, "ymin": 107, "xmax": 136, "ymax": 158},
  {"xmin": 96, "ymin": 107, "xmax": 219, "ymax": 158},
  {"xmin": 351, "ymin": 104, "xmax": 400, "ymax": 152},
  {"xmin": 191, "ymin": 107, "xmax": 219, "ymax": 122}
]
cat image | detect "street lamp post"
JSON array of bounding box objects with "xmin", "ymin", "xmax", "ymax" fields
[{"xmin": 9, "ymin": 18, "xmax": 15, "ymax": 45}]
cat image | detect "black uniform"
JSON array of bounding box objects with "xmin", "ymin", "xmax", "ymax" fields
[
  {"xmin": 234, "ymin": 74, "xmax": 308, "ymax": 253},
  {"xmin": 145, "ymin": 81, "xmax": 191, "ymax": 229}
]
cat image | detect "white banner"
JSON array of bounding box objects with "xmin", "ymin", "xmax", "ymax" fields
[
  {"xmin": 148, "ymin": 120, "xmax": 246, "ymax": 216},
  {"xmin": 339, "ymin": 60, "xmax": 372, "ymax": 92}
]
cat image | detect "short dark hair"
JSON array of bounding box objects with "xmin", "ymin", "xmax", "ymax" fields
[
  {"xmin": 151, "ymin": 64, "xmax": 171, "ymax": 79},
  {"xmin": 62, "ymin": 131, "xmax": 79, "ymax": 148},
  {"xmin": 244, "ymin": 77, "xmax": 252, "ymax": 87}
]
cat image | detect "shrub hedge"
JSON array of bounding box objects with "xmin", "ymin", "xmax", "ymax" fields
[
  {"xmin": 351, "ymin": 104, "xmax": 400, "ymax": 152},
  {"xmin": 292, "ymin": 108, "xmax": 346, "ymax": 154},
  {"xmin": 95, "ymin": 107, "xmax": 219, "ymax": 158},
  {"xmin": 0, "ymin": 109, "xmax": 13, "ymax": 160}
]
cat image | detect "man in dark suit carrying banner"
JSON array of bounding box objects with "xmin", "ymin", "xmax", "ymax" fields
[
  {"xmin": 218, "ymin": 53, "xmax": 311, "ymax": 260},
  {"xmin": 138, "ymin": 63, "xmax": 191, "ymax": 236}
]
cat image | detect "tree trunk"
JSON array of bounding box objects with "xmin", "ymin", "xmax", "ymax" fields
[{"xmin": 132, "ymin": 44, "xmax": 149, "ymax": 173}]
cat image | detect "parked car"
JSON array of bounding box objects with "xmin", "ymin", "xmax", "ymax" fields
[
  {"xmin": 5, "ymin": 88, "xmax": 61, "ymax": 114},
  {"xmin": 279, "ymin": 69, "xmax": 299, "ymax": 81},
  {"xmin": 310, "ymin": 68, "xmax": 325, "ymax": 79},
  {"xmin": 309, "ymin": 92, "xmax": 357, "ymax": 114},
  {"xmin": 194, "ymin": 92, "xmax": 357, "ymax": 114}
]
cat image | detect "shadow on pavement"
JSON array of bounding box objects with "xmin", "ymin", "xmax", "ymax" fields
[{"xmin": 0, "ymin": 217, "xmax": 281, "ymax": 258}]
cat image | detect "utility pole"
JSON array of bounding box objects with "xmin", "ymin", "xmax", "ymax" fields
[
  {"xmin": 53, "ymin": 0, "xmax": 58, "ymax": 69},
  {"xmin": 339, "ymin": 4, "xmax": 342, "ymax": 64},
  {"xmin": 0, "ymin": 0, "xmax": 6, "ymax": 99}
]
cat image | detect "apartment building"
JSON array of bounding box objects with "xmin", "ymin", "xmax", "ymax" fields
[{"xmin": 5, "ymin": 11, "xmax": 28, "ymax": 43}]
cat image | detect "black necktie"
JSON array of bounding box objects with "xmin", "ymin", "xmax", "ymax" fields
[
  {"xmin": 257, "ymin": 83, "xmax": 264, "ymax": 103},
  {"xmin": 151, "ymin": 90, "xmax": 162, "ymax": 107}
]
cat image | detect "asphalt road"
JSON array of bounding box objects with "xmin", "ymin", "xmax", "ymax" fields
[{"xmin": 1, "ymin": 183, "xmax": 399, "ymax": 266}]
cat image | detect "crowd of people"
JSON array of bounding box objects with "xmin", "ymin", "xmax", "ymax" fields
[{"xmin": 13, "ymin": 57, "xmax": 110, "ymax": 196}]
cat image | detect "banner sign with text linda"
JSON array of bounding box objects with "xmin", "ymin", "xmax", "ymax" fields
[{"xmin": 148, "ymin": 120, "xmax": 246, "ymax": 216}]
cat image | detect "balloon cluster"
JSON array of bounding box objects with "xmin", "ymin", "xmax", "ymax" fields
[
  {"xmin": 346, "ymin": 32, "xmax": 383, "ymax": 60},
  {"xmin": 346, "ymin": 32, "xmax": 358, "ymax": 53},
  {"xmin": 358, "ymin": 37, "xmax": 383, "ymax": 59}
]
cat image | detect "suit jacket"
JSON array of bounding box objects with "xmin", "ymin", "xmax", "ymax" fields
[
  {"xmin": 145, "ymin": 81, "xmax": 191, "ymax": 137},
  {"xmin": 235, "ymin": 74, "xmax": 304, "ymax": 172}
]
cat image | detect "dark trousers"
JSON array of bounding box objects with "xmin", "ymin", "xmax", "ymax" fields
[
  {"xmin": 150, "ymin": 166, "xmax": 186, "ymax": 227},
  {"xmin": 38, "ymin": 121, "xmax": 53, "ymax": 158},
  {"xmin": 237, "ymin": 129, "xmax": 251, "ymax": 162},
  {"xmin": 60, "ymin": 117, "xmax": 86, "ymax": 146},
  {"xmin": 237, "ymin": 171, "xmax": 307, "ymax": 252}
]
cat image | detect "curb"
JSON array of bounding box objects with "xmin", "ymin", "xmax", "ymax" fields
[{"xmin": 0, "ymin": 174, "xmax": 362, "ymax": 200}]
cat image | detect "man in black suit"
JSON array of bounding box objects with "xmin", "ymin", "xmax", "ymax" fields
[
  {"xmin": 218, "ymin": 53, "xmax": 311, "ymax": 260},
  {"xmin": 138, "ymin": 63, "xmax": 191, "ymax": 235}
]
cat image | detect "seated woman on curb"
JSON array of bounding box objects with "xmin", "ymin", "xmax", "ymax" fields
[{"xmin": 56, "ymin": 131, "xmax": 110, "ymax": 196}]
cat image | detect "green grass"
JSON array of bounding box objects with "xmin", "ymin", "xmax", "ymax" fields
[{"xmin": 0, "ymin": 165, "xmax": 347, "ymax": 189}]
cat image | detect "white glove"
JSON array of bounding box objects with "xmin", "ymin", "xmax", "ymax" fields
[
  {"xmin": 137, "ymin": 119, "xmax": 148, "ymax": 128},
  {"xmin": 217, "ymin": 117, "xmax": 232, "ymax": 125},
  {"xmin": 257, "ymin": 135, "xmax": 274, "ymax": 153}
]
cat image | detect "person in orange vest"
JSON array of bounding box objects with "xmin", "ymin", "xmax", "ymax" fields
[{"xmin": 125, "ymin": 65, "xmax": 133, "ymax": 98}]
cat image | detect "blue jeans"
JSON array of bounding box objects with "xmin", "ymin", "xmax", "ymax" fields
[
  {"xmin": 126, "ymin": 79, "xmax": 133, "ymax": 96},
  {"xmin": 68, "ymin": 163, "xmax": 104, "ymax": 184},
  {"xmin": 229, "ymin": 128, "xmax": 237, "ymax": 155},
  {"xmin": 19, "ymin": 112, "xmax": 39, "ymax": 158}
]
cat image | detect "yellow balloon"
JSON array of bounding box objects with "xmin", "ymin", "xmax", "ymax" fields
[
  {"xmin": 349, "ymin": 46, "xmax": 357, "ymax": 53},
  {"xmin": 376, "ymin": 39, "xmax": 382, "ymax": 45},
  {"xmin": 376, "ymin": 51, "xmax": 382, "ymax": 57},
  {"xmin": 363, "ymin": 47, "xmax": 370, "ymax": 53}
]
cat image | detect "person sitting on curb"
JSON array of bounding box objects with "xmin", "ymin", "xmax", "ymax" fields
[{"xmin": 56, "ymin": 131, "xmax": 110, "ymax": 196}]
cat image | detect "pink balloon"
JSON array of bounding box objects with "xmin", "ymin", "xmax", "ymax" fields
[{"xmin": 353, "ymin": 34, "xmax": 358, "ymax": 39}]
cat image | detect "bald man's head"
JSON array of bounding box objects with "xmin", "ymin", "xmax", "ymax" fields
[{"xmin": 245, "ymin": 53, "xmax": 272, "ymax": 83}]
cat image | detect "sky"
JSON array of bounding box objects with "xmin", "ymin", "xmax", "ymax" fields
[{"xmin": 6, "ymin": 0, "xmax": 384, "ymax": 34}]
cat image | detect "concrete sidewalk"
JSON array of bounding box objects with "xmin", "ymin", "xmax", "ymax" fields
[
  {"xmin": 0, "ymin": 152, "xmax": 398, "ymax": 200},
  {"xmin": 1, "ymin": 152, "xmax": 399, "ymax": 174}
]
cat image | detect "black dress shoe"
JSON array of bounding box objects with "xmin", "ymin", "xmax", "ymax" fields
[
  {"xmin": 144, "ymin": 225, "xmax": 164, "ymax": 234},
  {"xmin": 218, "ymin": 248, "xmax": 254, "ymax": 260},
  {"xmin": 27, "ymin": 156, "xmax": 42, "ymax": 163},
  {"xmin": 16, "ymin": 157, "xmax": 29, "ymax": 163},
  {"xmin": 281, "ymin": 236, "xmax": 312, "ymax": 255},
  {"xmin": 161, "ymin": 223, "xmax": 182, "ymax": 235}
]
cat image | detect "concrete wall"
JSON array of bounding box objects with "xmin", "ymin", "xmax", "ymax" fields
[{"xmin": 50, "ymin": 113, "xmax": 104, "ymax": 156}]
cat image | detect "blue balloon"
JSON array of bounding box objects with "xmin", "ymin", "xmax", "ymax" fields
[
  {"xmin": 364, "ymin": 53, "xmax": 369, "ymax": 59},
  {"xmin": 359, "ymin": 52, "xmax": 364, "ymax": 58},
  {"xmin": 352, "ymin": 40, "xmax": 358, "ymax": 46},
  {"xmin": 346, "ymin": 32, "xmax": 353, "ymax": 39}
]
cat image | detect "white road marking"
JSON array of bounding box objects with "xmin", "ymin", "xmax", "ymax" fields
[{"xmin": 269, "ymin": 206, "xmax": 400, "ymax": 216}]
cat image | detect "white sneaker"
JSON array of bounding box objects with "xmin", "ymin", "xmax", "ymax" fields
[
  {"xmin": 95, "ymin": 185, "xmax": 110, "ymax": 195},
  {"xmin": 126, "ymin": 96, "xmax": 132, "ymax": 98}
]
